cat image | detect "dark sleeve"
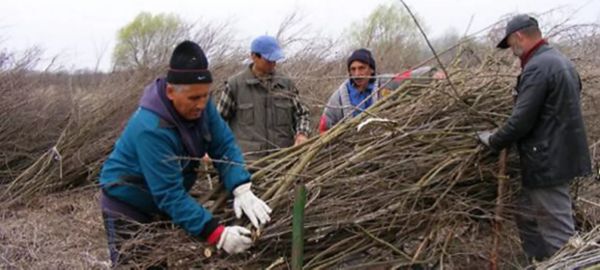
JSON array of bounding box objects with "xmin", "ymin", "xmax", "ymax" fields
[{"xmin": 489, "ymin": 66, "xmax": 548, "ymax": 150}]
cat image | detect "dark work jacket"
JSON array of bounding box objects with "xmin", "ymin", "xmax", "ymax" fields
[
  {"xmin": 489, "ymin": 44, "xmax": 592, "ymax": 188},
  {"xmin": 225, "ymin": 66, "xmax": 296, "ymax": 161}
]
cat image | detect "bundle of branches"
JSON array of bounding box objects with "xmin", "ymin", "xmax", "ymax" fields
[
  {"xmin": 89, "ymin": 41, "xmax": 600, "ymax": 268},
  {"xmin": 0, "ymin": 52, "xmax": 73, "ymax": 184},
  {"xmin": 0, "ymin": 70, "xmax": 156, "ymax": 206},
  {"xmin": 112, "ymin": 53, "xmax": 542, "ymax": 269},
  {"xmin": 537, "ymin": 225, "xmax": 600, "ymax": 270},
  {"xmin": 228, "ymin": 57, "xmax": 528, "ymax": 269}
]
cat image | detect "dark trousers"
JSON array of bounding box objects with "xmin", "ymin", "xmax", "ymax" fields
[
  {"xmin": 100, "ymin": 191, "xmax": 167, "ymax": 269},
  {"xmin": 515, "ymin": 182, "xmax": 575, "ymax": 261}
]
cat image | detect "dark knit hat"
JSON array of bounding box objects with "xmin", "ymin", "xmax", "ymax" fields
[
  {"xmin": 166, "ymin": 40, "xmax": 213, "ymax": 84},
  {"xmin": 347, "ymin": 48, "xmax": 376, "ymax": 72}
]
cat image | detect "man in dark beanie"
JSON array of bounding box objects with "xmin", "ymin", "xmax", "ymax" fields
[
  {"xmin": 216, "ymin": 35, "xmax": 311, "ymax": 162},
  {"xmin": 318, "ymin": 48, "xmax": 444, "ymax": 133},
  {"xmin": 318, "ymin": 48, "xmax": 378, "ymax": 134},
  {"xmin": 477, "ymin": 14, "xmax": 591, "ymax": 262},
  {"xmin": 99, "ymin": 40, "xmax": 272, "ymax": 267},
  {"xmin": 347, "ymin": 48, "xmax": 377, "ymax": 85}
]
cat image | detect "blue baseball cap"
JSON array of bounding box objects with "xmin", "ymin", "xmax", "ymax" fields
[{"xmin": 251, "ymin": 35, "xmax": 285, "ymax": 62}]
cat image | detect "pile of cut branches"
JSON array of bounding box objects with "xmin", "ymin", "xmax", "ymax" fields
[
  {"xmin": 117, "ymin": 53, "xmax": 536, "ymax": 269},
  {"xmin": 0, "ymin": 71, "xmax": 155, "ymax": 206},
  {"xmin": 115, "ymin": 46, "xmax": 600, "ymax": 268}
]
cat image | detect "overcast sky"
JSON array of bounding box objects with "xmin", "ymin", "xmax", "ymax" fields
[{"xmin": 1, "ymin": 0, "xmax": 599, "ymax": 71}]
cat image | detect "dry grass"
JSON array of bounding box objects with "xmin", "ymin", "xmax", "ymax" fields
[{"xmin": 0, "ymin": 185, "xmax": 108, "ymax": 269}]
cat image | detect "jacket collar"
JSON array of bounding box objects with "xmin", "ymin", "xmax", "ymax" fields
[
  {"xmin": 520, "ymin": 39, "xmax": 548, "ymax": 68},
  {"xmin": 242, "ymin": 64, "xmax": 286, "ymax": 88},
  {"xmin": 138, "ymin": 78, "xmax": 210, "ymax": 157}
]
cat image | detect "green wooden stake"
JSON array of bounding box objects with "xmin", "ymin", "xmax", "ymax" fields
[{"xmin": 292, "ymin": 184, "xmax": 306, "ymax": 270}]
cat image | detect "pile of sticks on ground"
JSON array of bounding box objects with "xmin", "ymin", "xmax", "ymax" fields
[
  {"xmin": 120, "ymin": 53, "xmax": 552, "ymax": 269},
  {"xmin": 0, "ymin": 71, "xmax": 154, "ymax": 206},
  {"xmin": 246, "ymin": 62, "xmax": 521, "ymax": 268},
  {"xmin": 2, "ymin": 45, "xmax": 599, "ymax": 269},
  {"xmin": 0, "ymin": 70, "xmax": 68, "ymax": 185}
]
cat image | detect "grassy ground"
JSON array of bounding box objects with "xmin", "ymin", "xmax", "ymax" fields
[{"xmin": 0, "ymin": 186, "xmax": 108, "ymax": 269}]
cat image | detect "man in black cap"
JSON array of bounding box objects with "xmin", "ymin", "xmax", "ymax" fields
[
  {"xmin": 99, "ymin": 40, "xmax": 272, "ymax": 267},
  {"xmin": 318, "ymin": 48, "xmax": 378, "ymax": 134},
  {"xmin": 477, "ymin": 14, "xmax": 591, "ymax": 261}
]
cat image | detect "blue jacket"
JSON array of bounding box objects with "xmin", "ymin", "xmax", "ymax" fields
[{"xmin": 99, "ymin": 78, "xmax": 250, "ymax": 239}]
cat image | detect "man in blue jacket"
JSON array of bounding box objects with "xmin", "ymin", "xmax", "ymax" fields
[
  {"xmin": 99, "ymin": 40, "xmax": 272, "ymax": 267},
  {"xmin": 477, "ymin": 15, "xmax": 591, "ymax": 262}
]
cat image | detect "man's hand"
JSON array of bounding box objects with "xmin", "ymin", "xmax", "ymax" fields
[
  {"xmin": 476, "ymin": 130, "xmax": 494, "ymax": 147},
  {"xmin": 217, "ymin": 226, "xmax": 253, "ymax": 254},
  {"xmin": 233, "ymin": 183, "xmax": 272, "ymax": 229},
  {"xmin": 294, "ymin": 134, "xmax": 308, "ymax": 146}
]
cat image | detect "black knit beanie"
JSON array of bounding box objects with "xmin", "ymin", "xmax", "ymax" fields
[
  {"xmin": 166, "ymin": 40, "xmax": 213, "ymax": 84},
  {"xmin": 347, "ymin": 48, "xmax": 376, "ymax": 73}
]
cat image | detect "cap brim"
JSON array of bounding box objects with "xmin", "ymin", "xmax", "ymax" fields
[
  {"xmin": 496, "ymin": 36, "xmax": 510, "ymax": 49},
  {"xmin": 263, "ymin": 49, "xmax": 285, "ymax": 62}
]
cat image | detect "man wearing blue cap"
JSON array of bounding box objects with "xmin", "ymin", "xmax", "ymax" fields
[
  {"xmin": 476, "ymin": 14, "xmax": 591, "ymax": 262},
  {"xmin": 216, "ymin": 35, "xmax": 311, "ymax": 161},
  {"xmin": 99, "ymin": 40, "xmax": 272, "ymax": 267}
]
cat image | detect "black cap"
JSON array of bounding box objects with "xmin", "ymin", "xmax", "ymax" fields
[
  {"xmin": 166, "ymin": 40, "xmax": 213, "ymax": 84},
  {"xmin": 347, "ymin": 48, "xmax": 376, "ymax": 83},
  {"xmin": 347, "ymin": 48, "xmax": 376, "ymax": 72},
  {"xmin": 497, "ymin": 14, "xmax": 539, "ymax": 49}
]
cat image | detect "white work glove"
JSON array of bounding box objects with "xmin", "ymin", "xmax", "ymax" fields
[
  {"xmin": 476, "ymin": 130, "xmax": 494, "ymax": 147},
  {"xmin": 233, "ymin": 183, "xmax": 272, "ymax": 229},
  {"xmin": 217, "ymin": 226, "xmax": 253, "ymax": 254}
]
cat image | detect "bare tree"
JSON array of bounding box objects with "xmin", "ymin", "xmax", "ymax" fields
[
  {"xmin": 344, "ymin": 2, "xmax": 427, "ymax": 72},
  {"xmin": 189, "ymin": 19, "xmax": 244, "ymax": 70}
]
